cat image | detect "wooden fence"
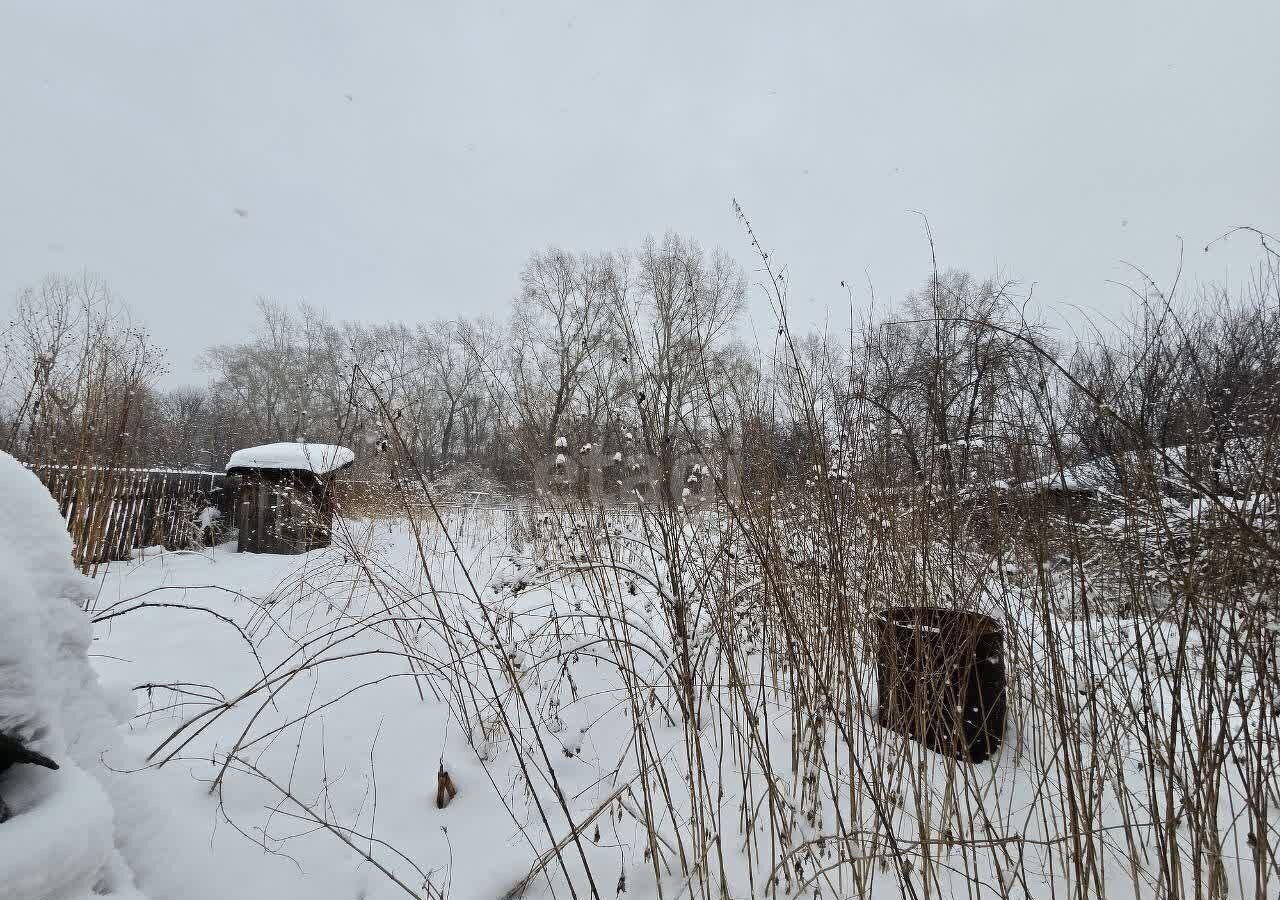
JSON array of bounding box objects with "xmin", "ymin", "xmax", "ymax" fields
[{"xmin": 32, "ymin": 466, "xmax": 226, "ymax": 572}]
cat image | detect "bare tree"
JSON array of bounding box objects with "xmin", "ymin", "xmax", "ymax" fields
[
  {"xmin": 508, "ymin": 248, "xmax": 612, "ymax": 458},
  {"xmin": 203, "ymin": 300, "xmax": 362, "ymax": 451},
  {"xmin": 860, "ymin": 271, "xmax": 1047, "ymax": 492},
  {"xmin": 1, "ymin": 273, "xmax": 164, "ymax": 466},
  {"xmin": 607, "ymin": 233, "xmax": 746, "ymax": 490}
]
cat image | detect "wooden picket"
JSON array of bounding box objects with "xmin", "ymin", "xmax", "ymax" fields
[{"xmin": 29, "ymin": 466, "xmax": 226, "ymax": 572}]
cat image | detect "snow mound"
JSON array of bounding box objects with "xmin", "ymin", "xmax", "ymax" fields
[
  {"xmin": 0, "ymin": 765, "xmax": 116, "ymax": 900},
  {"xmin": 225, "ymin": 442, "xmax": 354, "ymax": 475},
  {"xmin": 0, "ymin": 451, "xmax": 228, "ymax": 900}
]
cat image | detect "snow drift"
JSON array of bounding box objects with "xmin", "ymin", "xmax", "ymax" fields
[{"xmin": 0, "ymin": 451, "xmax": 221, "ymax": 900}]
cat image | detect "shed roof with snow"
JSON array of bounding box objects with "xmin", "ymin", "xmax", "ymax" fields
[
  {"xmin": 225, "ymin": 443, "xmax": 352, "ymax": 554},
  {"xmin": 225, "ymin": 442, "xmax": 355, "ymax": 476}
]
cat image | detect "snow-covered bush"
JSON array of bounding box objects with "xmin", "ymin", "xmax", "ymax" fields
[{"xmin": 169, "ymin": 497, "xmax": 222, "ymax": 550}]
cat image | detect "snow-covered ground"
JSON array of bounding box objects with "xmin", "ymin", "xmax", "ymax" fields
[
  {"xmin": 91, "ymin": 515, "xmax": 531, "ymax": 900},
  {"xmin": 5, "ymin": 463, "xmax": 1272, "ymax": 900},
  {"xmin": 0, "ymin": 450, "xmax": 329, "ymax": 900},
  {"xmin": 89, "ymin": 508, "xmax": 706, "ymax": 900}
]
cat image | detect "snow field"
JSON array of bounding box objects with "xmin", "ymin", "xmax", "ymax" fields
[{"xmin": 72, "ymin": 498, "xmax": 1280, "ymax": 899}]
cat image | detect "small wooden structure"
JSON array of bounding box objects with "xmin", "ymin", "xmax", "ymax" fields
[
  {"xmin": 225, "ymin": 443, "xmax": 354, "ymax": 554},
  {"xmin": 876, "ymin": 607, "xmax": 1006, "ymax": 763}
]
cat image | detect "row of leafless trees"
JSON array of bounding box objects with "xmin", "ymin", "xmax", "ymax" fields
[
  {"xmin": 4, "ymin": 232, "xmax": 1277, "ymax": 500},
  {"xmin": 0, "ymin": 273, "xmax": 164, "ymax": 470}
]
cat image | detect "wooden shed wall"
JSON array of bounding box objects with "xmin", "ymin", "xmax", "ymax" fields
[{"xmin": 235, "ymin": 471, "xmax": 335, "ymax": 554}]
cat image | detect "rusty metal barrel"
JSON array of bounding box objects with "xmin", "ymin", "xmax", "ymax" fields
[{"xmin": 875, "ymin": 607, "xmax": 1006, "ymax": 763}]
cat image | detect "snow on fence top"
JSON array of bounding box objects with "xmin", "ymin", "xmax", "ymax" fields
[
  {"xmin": 26, "ymin": 463, "xmax": 224, "ymax": 476},
  {"xmin": 225, "ymin": 442, "xmax": 355, "ymax": 475}
]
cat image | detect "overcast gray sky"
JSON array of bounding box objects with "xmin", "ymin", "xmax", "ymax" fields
[{"xmin": 3, "ymin": 1, "xmax": 1277, "ymax": 385}]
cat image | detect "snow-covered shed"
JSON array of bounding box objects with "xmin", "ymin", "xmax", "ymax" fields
[{"xmin": 225, "ymin": 442, "xmax": 354, "ymax": 554}]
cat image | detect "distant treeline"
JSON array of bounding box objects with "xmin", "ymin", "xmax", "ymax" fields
[{"xmin": 3, "ymin": 232, "xmax": 1277, "ymax": 498}]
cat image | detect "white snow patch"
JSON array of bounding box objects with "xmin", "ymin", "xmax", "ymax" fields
[
  {"xmin": 225, "ymin": 442, "xmax": 354, "ymax": 475},
  {"xmin": 0, "ymin": 451, "xmax": 292, "ymax": 900}
]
